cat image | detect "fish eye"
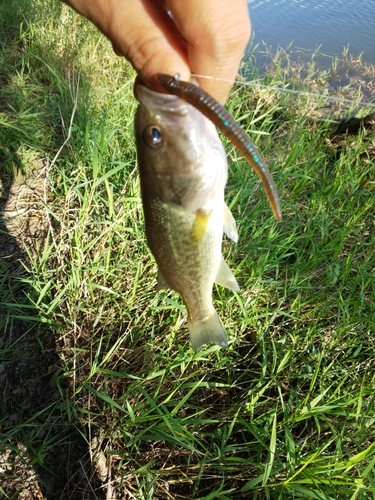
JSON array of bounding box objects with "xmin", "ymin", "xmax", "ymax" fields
[{"xmin": 143, "ymin": 125, "xmax": 163, "ymax": 148}]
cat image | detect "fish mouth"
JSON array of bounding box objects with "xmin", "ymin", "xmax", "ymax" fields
[{"xmin": 135, "ymin": 83, "xmax": 189, "ymax": 121}]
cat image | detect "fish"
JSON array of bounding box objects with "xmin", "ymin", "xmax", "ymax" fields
[{"xmin": 134, "ymin": 83, "xmax": 240, "ymax": 352}]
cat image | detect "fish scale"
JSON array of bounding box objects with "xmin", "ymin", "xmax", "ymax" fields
[{"xmin": 147, "ymin": 198, "xmax": 222, "ymax": 319}]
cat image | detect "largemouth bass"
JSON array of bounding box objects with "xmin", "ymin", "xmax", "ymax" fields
[{"xmin": 134, "ymin": 84, "xmax": 240, "ymax": 352}]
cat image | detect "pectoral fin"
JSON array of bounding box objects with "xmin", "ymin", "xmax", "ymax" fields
[
  {"xmin": 190, "ymin": 209, "xmax": 211, "ymax": 245},
  {"xmin": 223, "ymin": 203, "xmax": 238, "ymax": 242},
  {"xmin": 215, "ymin": 255, "xmax": 239, "ymax": 291},
  {"xmin": 157, "ymin": 269, "xmax": 170, "ymax": 291}
]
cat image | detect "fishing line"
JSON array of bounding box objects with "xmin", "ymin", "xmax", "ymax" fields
[{"xmin": 191, "ymin": 73, "xmax": 375, "ymax": 109}]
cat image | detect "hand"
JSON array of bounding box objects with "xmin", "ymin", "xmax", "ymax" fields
[{"xmin": 61, "ymin": 0, "xmax": 251, "ymax": 104}]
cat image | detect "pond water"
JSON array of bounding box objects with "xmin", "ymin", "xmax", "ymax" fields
[{"xmin": 247, "ymin": 0, "xmax": 375, "ymax": 66}]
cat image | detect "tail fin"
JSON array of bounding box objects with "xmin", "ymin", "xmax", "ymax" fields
[{"xmin": 188, "ymin": 309, "xmax": 228, "ymax": 352}]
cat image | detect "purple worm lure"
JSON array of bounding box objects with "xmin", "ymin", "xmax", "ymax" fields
[{"xmin": 149, "ymin": 73, "xmax": 282, "ymax": 221}]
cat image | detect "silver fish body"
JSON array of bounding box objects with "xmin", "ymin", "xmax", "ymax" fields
[{"xmin": 134, "ymin": 85, "xmax": 239, "ymax": 352}]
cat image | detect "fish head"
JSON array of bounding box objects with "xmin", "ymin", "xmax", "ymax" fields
[{"xmin": 134, "ymin": 84, "xmax": 228, "ymax": 212}]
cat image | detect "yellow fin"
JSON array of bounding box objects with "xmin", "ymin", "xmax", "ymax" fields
[{"xmin": 190, "ymin": 210, "xmax": 211, "ymax": 245}]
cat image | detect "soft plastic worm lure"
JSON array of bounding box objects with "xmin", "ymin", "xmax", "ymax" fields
[{"xmin": 149, "ymin": 73, "xmax": 282, "ymax": 221}]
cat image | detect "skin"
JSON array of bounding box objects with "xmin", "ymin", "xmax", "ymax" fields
[{"xmin": 61, "ymin": 0, "xmax": 251, "ymax": 104}]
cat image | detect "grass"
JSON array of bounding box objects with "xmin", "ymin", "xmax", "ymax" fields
[{"xmin": 1, "ymin": 0, "xmax": 375, "ymax": 498}]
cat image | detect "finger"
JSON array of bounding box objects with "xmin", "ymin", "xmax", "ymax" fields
[
  {"xmin": 167, "ymin": 0, "xmax": 251, "ymax": 103},
  {"xmin": 111, "ymin": 0, "xmax": 193, "ymax": 81}
]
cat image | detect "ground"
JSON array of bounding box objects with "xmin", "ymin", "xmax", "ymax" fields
[{"xmin": 0, "ymin": 164, "xmax": 99, "ymax": 499}]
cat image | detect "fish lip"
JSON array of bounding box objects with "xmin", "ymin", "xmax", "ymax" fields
[{"xmin": 135, "ymin": 84, "xmax": 189, "ymax": 118}]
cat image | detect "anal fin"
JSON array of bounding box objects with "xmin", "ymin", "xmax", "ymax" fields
[{"xmin": 215, "ymin": 255, "xmax": 239, "ymax": 291}]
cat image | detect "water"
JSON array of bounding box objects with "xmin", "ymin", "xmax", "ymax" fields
[{"xmin": 247, "ymin": 0, "xmax": 375, "ymax": 66}]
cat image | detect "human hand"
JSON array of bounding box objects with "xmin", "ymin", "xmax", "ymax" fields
[{"xmin": 61, "ymin": 0, "xmax": 251, "ymax": 104}]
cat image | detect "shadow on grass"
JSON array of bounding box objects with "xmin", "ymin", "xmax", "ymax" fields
[
  {"xmin": 0, "ymin": 3, "xmax": 100, "ymax": 498},
  {"xmin": 0, "ymin": 165, "xmax": 94, "ymax": 499}
]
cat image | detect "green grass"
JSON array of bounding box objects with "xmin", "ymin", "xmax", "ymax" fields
[{"xmin": 1, "ymin": 0, "xmax": 375, "ymax": 498}]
